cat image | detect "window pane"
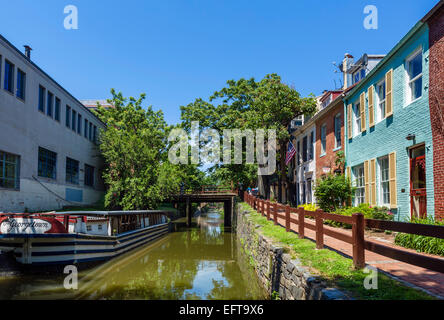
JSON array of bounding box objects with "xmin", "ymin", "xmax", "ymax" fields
[
  {"xmin": 55, "ymin": 98, "xmax": 61, "ymax": 121},
  {"xmin": 38, "ymin": 86, "xmax": 45, "ymax": 112},
  {"xmin": 47, "ymin": 92, "xmax": 53, "ymax": 117},
  {"xmin": 66, "ymin": 106, "xmax": 71, "ymax": 127},
  {"xmin": 412, "ymin": 77, "xmax": 422, "ymax": 100},
  {"xmin": 408, "ymin": 53, "xmax": 422, "ymax": 78},
  {"xmin": 38, "ymin": 147, "xmax": 57, "ymax": 179},
  {"xmin": 66, "ymin": 157, "xmax": 79, "ymax": 184}
]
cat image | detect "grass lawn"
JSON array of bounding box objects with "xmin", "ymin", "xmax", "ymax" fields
[{"xmin": 239, "ymin": 203, "xmax": 435, "ymax": 300}]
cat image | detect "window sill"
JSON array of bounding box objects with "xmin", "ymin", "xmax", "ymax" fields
[
  {"xmin": 319, "ymin": 153, "xmax": 326, "ymax": 158},
  {"xmin": 0, "ymin": 187, "xmax": 20, "ymax": 192},
  {"xmin": 16, "ymin": 96, "xmax": 25, "ymax": 103},
  {"xmin": 333, "ymin": 147, "xmax": 342, "ymax": 152},
  {"xmin": 405, "ymin": 96, "xmax": 423, "ymax": 108}
]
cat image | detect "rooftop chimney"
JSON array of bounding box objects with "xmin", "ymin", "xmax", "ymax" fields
[{"xmin": 24, "ymin": 45, "xmax": 32, "ymax": 60}]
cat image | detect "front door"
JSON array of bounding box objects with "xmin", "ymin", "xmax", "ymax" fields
[{"xmin": 410, "ymin": 145, "xmax": 427, "ymax": 219}]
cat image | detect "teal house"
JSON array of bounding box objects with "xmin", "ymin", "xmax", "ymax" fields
[{"xmin": 343, "ymin": 20, "xmax": 434, "ymax": 221}]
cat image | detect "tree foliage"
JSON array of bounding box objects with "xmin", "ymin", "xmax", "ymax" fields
[
  {"xmin": 180, "ymin": 73, "xmax": 317, "ymax": 193},
  {"xmin": 313, "ymin": 174, "xmax": 355, "ymax": 212},
  {"xmin": 96, "ymin": 90, "xmax": 185, "ymax": 210}
]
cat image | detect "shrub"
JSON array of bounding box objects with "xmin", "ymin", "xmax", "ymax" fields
[
  {"xmin": 314, "ymin": 174, "xmax": 354, "ymax": 212},
  {"xmin": 324, "ymin": 204, "xmax": 394, "ymax": 229},
  {"xmin": 297, "ymin": 203, "xmax": 318, "ymax": 212},
  {"xmin": 394, "ymin": 217, "xmax": 444, "ymax": 257}
]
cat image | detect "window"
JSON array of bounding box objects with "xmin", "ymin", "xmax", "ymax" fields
[
  {"xmin": 98, "ymin": 224, "xmax": 102, "ymax": 230},
  {"xmin": 38, "ymin": 86, "xmax": 46, "ymax": 113},
  {"xmin": 72, "ymin": 110, "xmax": 77, "ymax": 131},
  {"xmin": 334, "ymin": 114, "xmax": 341, "ymax": 148},
  {"xmin": 66, "ymin": 157, "xmax": 79, "ymax": 185},
  {"xmin": 77, "ymin": 114, "xmax": 82, "ymax": 134},
  {"xmin": 302, "ymin": 136, "xmax": 308, "ymax": 162},
  {"xmin": 66, "ymin": 105, "xmax": 71, "ymax": 127},
  {"xmin": 89, "ymin": 122, "xmax": 93, "ymax": 141},
  {"xmin": 93, "ymin": 126, "xmax": 97, "ymax": 143},
  {"xmin": 353, "ymin": 102, "xmax": 361, "ymax": 137},
  {"xmin": 353, "ymin": 165, "xmax": 365, "ymax": 206},
  {"xmin": 309, "ymin": 132, "xmax": 314, "ymax": 160},
  {"xmin": 406, "ymin": 49, "xmax": 423, "ymax": 102},
  {"xmin": 86, "ymin": 225, "xmax": 92, "ymax": 232},
  {"xmin": 376, "ymin": 80, "xmax": 386, "ymax": 122},
  {"xmin": 47, "ymin": 91, "xmax": 53, "ymax": 117},
  {"xmin": 379, "ymin": 157, "xmax": 390, "ymax": 206},
  {"xmin": 84, "ymin": 119, "xmax": 88, "ymax": 138},
  {"xmin": 55, "ymin": 98, "xmax": 61, "ymax": 121},
  {"xmin": 84, "ymin": 164, "xmax": 94, "ymax": 187},
  {"xmin": 320, "ymin": 124, "xmax": 327, "ymax": 154},
  {"xmin": 38, "ymin": 147, "xmax": 57, "ymax": 180},
  {"xmin": 4, "ymin": 60, "xmax": 14, "ymax": 93},
  {"xmin": 0, "ymin": 151, "xmax": 20, "ymax": 189},
  {"xmin": 16, "ymin": 69, "xmax": 26, "ymax": 100}
]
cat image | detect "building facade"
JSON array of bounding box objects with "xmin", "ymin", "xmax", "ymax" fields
[
  {"xmin": 344, "ymin": 21, "xmax": 434, "ymax": 221},
  {"xmin": 426, "ymin": 2, "xmax": 444, "ymax": 220},
  {"xmin": 0, "ymin": 35, "xmax": 105, "ymax": 213},
  {"xmin": 315, "ymin": 91, "xmax": 345, "ymax": 178}
]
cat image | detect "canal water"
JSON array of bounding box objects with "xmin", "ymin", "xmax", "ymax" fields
[{"xmin": 0, "ymin": 209, "xmax": 267, "ymax": 300}]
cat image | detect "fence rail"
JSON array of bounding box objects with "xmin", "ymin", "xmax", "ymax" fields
[
  {"xmin": 244, "ymin": 192, "xmax": 444, "ymax": 273},
  {"xmin": 179, "ymin": 185, "xmax": 237, "ymax": 195}
]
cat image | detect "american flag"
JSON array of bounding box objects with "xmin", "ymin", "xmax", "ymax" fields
[{"xmin": 285, "ymin": 141, "xmax": 296, "ymax": 165}]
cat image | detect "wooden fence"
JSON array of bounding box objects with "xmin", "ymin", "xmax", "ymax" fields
[{"xmin": 244, "ymin": 192, "xmax": 444, "ymax": 273}]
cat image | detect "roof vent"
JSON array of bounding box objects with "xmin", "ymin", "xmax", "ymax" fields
[{"xmin": 24, "ymin": 45, "xmax": 32, "ymax": 59}]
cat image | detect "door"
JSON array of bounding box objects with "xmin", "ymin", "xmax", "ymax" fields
[{"xmin": 410, "ymin": 146, "xmax": 427, "ymax": 219}]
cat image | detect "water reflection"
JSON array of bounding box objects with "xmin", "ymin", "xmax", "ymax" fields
[{"xmin": 0, "ymin": 209, "xmax": 267, "ymax": 300}]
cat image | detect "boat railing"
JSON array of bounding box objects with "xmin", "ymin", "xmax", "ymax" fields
[{"xmin": 0, "ymin": 210, "xmax": 172, "ymax": 236}]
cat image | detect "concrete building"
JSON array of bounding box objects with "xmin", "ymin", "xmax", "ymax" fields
[
  {"xmin": 343, "ymin": 15, "xmax": 435, "ymax": 221},
  {"xmin": 0, "ymin": 35, "xmax": 105, "ymax": 213}
]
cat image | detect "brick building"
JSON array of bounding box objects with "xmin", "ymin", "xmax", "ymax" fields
[
  {"xmin": 315, "ymin": 91, "xmax": 344, "ymax": 179},
  {"xmin": 424, "ymin": 1, "xmax": 444, "ymax": 220}
]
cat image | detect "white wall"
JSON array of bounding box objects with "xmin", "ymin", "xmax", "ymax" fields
[{"xmin": 0, "ymin": 36, "xmax": 105, "ymax": 213}]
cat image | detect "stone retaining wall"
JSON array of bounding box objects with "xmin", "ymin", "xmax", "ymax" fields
[{"xmin": 236, "ymin": 204, "xmax": 350, "ymax": 300}]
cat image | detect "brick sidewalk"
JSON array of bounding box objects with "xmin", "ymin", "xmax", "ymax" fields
[{"xmin": 255, "ymin": 203, "xmax": 444, "ymax": 298}]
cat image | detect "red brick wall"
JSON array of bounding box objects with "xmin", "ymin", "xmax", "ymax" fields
[
  {"xmin": 315, "ymin": 101, "xmax": 345, "ymax": 178},
  {"xmin": 428, "ymin": 5, "xmax": 444, "ymax": 220}
]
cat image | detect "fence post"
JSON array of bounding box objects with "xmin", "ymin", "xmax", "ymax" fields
[
  {"xmin": 298, "ymin": 207, "xmax": 304, "ymax": 239},
  {"xmin": 352, "ymin": 213, "xmax": 365, "ymax": 269},
  {"xmin": 273, "ymin": 203, "xmax": 278, "ymax": 225},
  {"xmin": 315, "ymin": 209, "xmax": 324, "ymax": 249},
  {"xmin": 285, "ymin": 205, "xmax": 290, "ymax": 232},
  {"xmin": 266, "ymin": 201, "xmax": 271, "ymax": 221}
]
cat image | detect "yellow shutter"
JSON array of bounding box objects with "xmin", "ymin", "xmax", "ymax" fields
[
  {"xmin": 385, "ymin": 69, "xmax": 393, "ymax": 117},
  {"xmin": 389, "ymin": 152, "xmax": 397, "ymax": 208},
  {"xmin": 360, "ymin": 92, "xmax": 366, "ymax": 132},
  {"xmin": 370, "ymin": 159, "xmax": 377, "ymax": 206},
  {"xmin": 346, "ymin": 166, "xmax": 351, "ymax": 180},
  {"xmin": 368, "ymin": 85, "xmax": 375, "ymax": 128},
  {"xmin": 364, "ymin": 160, "xmax": 370, "ymax": 203},
  {"xmin": 347, "ymin": 104, "xmax": 352, "ymax": 140}
]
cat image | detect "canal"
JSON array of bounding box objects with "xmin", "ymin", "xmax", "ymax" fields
[{"xmin": 0, "ymin": 208, "xmax": 267, "ymax": 300}]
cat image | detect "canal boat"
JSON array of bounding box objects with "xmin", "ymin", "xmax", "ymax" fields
[{"xmin": 0, "ymin": 210, "xmax": 170, "ymax": 266}]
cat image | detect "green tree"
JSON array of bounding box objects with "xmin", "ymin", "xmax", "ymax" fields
[
  {"xmin": 96, "ymin": 89, "xmax": 182, "ymax": 210},
  {"xmin": 180, "ymin": 74, "xmax": 317, "ymax": 196},
  {"xmin": 314, "ymin": 174, "xmax": 355, "ymax": 212}
]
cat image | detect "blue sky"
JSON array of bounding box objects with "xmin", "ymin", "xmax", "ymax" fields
[{"xmin": 0, "ymin": 0, "xmax": 438, "ymax": 124}]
